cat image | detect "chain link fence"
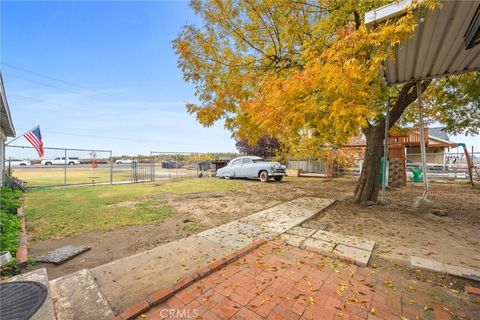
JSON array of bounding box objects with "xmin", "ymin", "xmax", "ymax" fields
[
  {"xmin": 6, "ymin": 144, "xmax": 477, "ymax": 188},
  {"xmin": 4, "ymin": 146, "xmax": 239, "ymax": 188},
  {"xmin": 150, "ymin": 151, "xmax": 238, "ymax": 180},
  {"xmin": 5, "ymin": 145, "xmax": 115, "ymax": 188}
]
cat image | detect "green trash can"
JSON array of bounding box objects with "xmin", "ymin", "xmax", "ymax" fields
[{"xmin": 410, "ymin": 168, "xmax": 423, "ymax": 182}]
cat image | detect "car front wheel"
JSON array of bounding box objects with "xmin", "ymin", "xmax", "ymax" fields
[
  {"xmin": 259, "ymin": 170, "xmax": 269, "ymax": 182},
  {"xmin": 274, "ymin": 176, "xmax": 283, "ymax": 182}
]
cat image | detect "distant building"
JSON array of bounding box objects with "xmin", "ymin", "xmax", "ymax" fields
[
  {"xmin": 0, "ymin": 73, "xmax": 16, "ymax": 186},
  {"xmin": 403, "ymin": 127, "xmax": 454, "ymax": 164}
]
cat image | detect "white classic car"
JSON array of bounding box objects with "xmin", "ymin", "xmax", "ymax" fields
[{"xmin": 216, "ymin": 156, "xmax": 287, "ymax": 182}]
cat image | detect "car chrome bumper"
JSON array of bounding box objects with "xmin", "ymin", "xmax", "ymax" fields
[{"xmin": 270, "ymin": 169, "xmax": 287, "ymax": 176}]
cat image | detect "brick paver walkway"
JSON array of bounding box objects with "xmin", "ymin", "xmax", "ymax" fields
[{"xmin": 138, "ymin": 240, "xmax": 470, "ymax": 320}]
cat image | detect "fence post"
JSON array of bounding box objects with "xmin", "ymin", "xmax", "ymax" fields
[
  {"xmin": 64, "ymin": 149, "xmax": 67, "ymax": 186},
  {"xmin": 109, "ymin": 151, "xmax": 113, "ymax": 185},
  {"xmin": 151, "ymin": 158, "xmax": 155, "ymax": 182},
  {"xmin": 175, "ymin": 153, "xmax": 178, "ymax": 179}
]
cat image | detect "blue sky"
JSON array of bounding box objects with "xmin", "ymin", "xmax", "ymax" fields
[
  {"xmin": 1, "ymin": 1, "xmax": 478, "ymax": 157},
  {"xmin": 1, "ymin": 0, "xmax": 236, "ymax": 156}
]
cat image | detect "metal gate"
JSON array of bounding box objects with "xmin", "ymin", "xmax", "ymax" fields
[{"xmin": 131, "ymin": 157, "xmax": 155, "ymax": 182}]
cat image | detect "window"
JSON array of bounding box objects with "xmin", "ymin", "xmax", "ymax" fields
[
  {"xmin": 252, "ymin": 158, "xmax": 265, "ymax": 163},
  {"xmin": 231, "ymin": 159, "xmax": 241, "ymax": 166},
  {"xmin": 242, "ymin": 158, "xmax": 252, "ymax": 165}
]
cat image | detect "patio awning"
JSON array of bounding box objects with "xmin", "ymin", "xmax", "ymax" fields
[{"xmin": 365, "ymin": 0, "xmax": 480, "ymax": 85}]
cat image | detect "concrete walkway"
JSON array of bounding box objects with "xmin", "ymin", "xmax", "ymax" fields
[
  {"xmin": 80, "ymin": 197, "xmax": 334, "ymax": 315},
  {"xmin": 140, "ymin": 240, "xmax": 476, "ymax": 320}
]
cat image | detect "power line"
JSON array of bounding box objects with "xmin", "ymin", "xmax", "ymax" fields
[
  {"xmin": 10, "ymin": 93, "xmax": 70, "ymax": 108},
  {"xmin": 5, "ymin": 73, "xmax": 108, "ymax": 101},
  {"xmin": 12, "ymin": 128, "xmax": 198, "ymax": 146},
  {"xmin": 2, "ymin": 62, "xmax": 126, "ymax": 101}
]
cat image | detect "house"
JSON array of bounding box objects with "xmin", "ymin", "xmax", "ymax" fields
[
  {"xmin": 0, "ymin": 72, "xmax": 16, "ymax": 187},
  {"xmin": 404, "ymin": 127, "xmax": 455, "ymax": 164}
]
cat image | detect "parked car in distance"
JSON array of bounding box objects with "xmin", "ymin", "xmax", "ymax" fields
[
  {"xmin": 115, "ymin": 159, "xmax": 136, "ymax": 164},
  {"xmin": 5, "ymin": 159, "xmax": 31, "ymax": 166},
  {"xmin": 41, "ymin": 157, "xmax": 80, "ymax": 165},
  {"xmin": 216, "ymin": 156, "xmax": 287, "ymax": 182}
]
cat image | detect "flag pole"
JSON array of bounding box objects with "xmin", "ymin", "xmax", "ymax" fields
[{"xmin": 5, "ymin": 125, "xmax": 40, "ymax": 146}]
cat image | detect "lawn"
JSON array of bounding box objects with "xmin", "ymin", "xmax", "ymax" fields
[
  {"xmin": 23, "ymin": 178, "xmax": 242, "ymax": 241},
  {"xmin": 12, "ymin": 166, "xmax": 132, "ymax": 187}
]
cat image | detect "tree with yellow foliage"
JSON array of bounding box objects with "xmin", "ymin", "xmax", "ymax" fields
[{"xmin": 174, "ymin": 0, "xmax": 480, "ymax": 204}]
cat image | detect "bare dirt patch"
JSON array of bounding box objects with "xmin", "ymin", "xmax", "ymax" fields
[
  {"xmin": 308, "ymin": 182, "xmax": 480, "ymax": 270},
  {"xmin": 27, "ymin": 177, "xmax": 480, "ymax": 279}
]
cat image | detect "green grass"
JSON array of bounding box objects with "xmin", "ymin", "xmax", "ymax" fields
[
  {"xmin": 23, "ymin": 178, "xmax": 242, "ymax": 241},
  {"xmin": 12, "ymin": 167, "xmax": 132, "ymax": 187}
]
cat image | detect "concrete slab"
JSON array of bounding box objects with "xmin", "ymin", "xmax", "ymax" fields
[
  {"xmin": 311, "ymin": 230, "xmax": 375, "ymax": 252},
  {"xmin": 240, "ymin": 197, "xmax": 335, "ymax": 233},
  {"xmin": 444, "ymin": 264, "xmax": 480, "ymax": 282},
  {"xmin": 286, "ymin": 226, "xmax": 316, "ymax": 237},
  {"xmin": 311, "ymin": 230, "xmax": 343, "ymax": 243},
  {"xmin": 198, "ymin": 221, "xmax": 275, "ymax": 249},
  {"xmin": 49, "ymin": 269, "xmax": 114, "ymax": 320},
  {"xmin": 303, "ymin": 238, "xmax": 336, "ymax": 254},
  {"xmin": 334, "ymin": 244, "xmax": 371, "ymax": 267},
  {"xmin": 37, "ymin": 245, "xmax": 90, "ymax": 265},
  {"xmin": 7, "ymin": 268, "xmax": 56, "ymax": 320},
  {"xmin": 411, "ymin": 256, "xmax": 446, "ymax": 274},
  {"xmin": 281, "ymin": 234, "xmax": 307, "ymax": 248},
  {"xmin": 91, "ymin": 235, "xmax": 231, "ymax": 313}
]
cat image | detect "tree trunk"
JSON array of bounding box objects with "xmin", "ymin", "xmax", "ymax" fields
[
  {"xmin": 353, "ymin": 80, "xmax": 431, "ymax": 204},
  {"xmin": 353, "ymin": 125, "xmax": 385, "ymax": 204}
]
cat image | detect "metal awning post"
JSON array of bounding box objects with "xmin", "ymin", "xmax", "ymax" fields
[
  {"xmin": 417, "ymin": 82, "xmax": 429, "ymax": 199},
  {"xmin": 381, "ymin": 95, "xmax": 390, "ymax": 203}
]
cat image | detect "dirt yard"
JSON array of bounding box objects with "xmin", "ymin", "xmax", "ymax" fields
[{"xmin": 27, "ymin": 177, "xmax": 480, "ymax": 279}]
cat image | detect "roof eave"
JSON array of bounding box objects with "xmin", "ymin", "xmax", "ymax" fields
[
  {"xmin": 365, "ymin": 0, "xmax": 412, "ymax": 26},
  {"xmin": 0, "ymin": 73, "xmax": 16, "ymax": 137}
]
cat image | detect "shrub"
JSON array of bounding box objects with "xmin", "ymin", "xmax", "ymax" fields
[
  {"xmin": 0, "ymin": 189, "xmax": 21, "ymax": 215},
  {"xmin": 0, "ymin": 211, "xmax": 20, "ymax": 254},
  {"xmin": 0, "ymin": 188, "xmax": 22, "ymax": 255}
]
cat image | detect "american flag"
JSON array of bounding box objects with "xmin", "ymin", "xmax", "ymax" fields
[{"xmin": 24, "ymin": 127, "xmax": 44, "ymax": 157}]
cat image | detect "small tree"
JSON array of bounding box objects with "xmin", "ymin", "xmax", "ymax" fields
[{"xmin": 235, "ymin": 136, "xmax": 280, "ymax": 158}]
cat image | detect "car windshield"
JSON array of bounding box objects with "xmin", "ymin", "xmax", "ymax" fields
[{"xmin": 252, "ymin": 158, "xmax": 265, "ymax": 163}]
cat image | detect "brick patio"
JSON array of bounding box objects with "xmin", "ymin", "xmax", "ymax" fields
[{"xmin": 137, "ymin": 240, "xmax": 472, "ymax": 320}]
